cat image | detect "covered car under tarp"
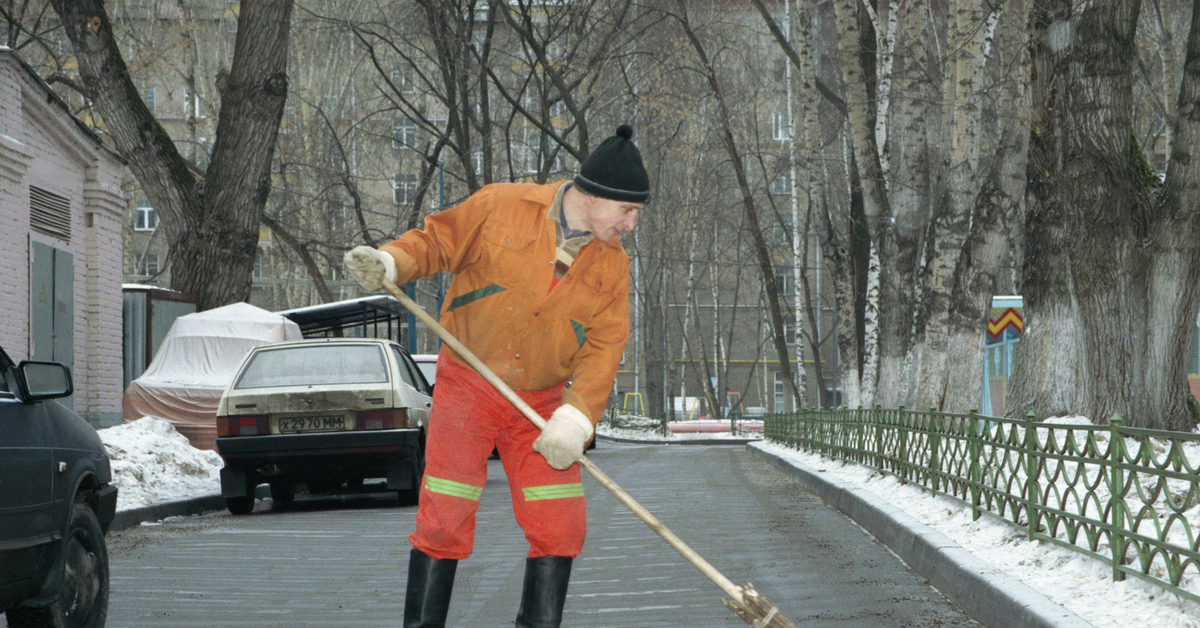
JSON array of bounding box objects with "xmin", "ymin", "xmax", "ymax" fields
[{"xmin": 122, "ymin": 302, "xmax": 303, "ymax": 450}]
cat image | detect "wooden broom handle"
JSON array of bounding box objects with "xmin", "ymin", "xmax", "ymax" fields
[{"xmin": 381, "ymin": 280, "xmax": 745, "ymax": 604}]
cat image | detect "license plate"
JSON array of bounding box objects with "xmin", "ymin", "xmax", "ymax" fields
[{"xmin": 278, "ymin": 415, "xmax": 346, "ymax": 434}]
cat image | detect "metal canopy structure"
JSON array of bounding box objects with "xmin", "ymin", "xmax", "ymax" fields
[{"xmin": 278, "ymin": 295, "xmax": 409, "ymax": 341}]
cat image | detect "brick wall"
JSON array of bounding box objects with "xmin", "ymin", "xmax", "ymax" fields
[{"xmin": 0, "ymin": 49, "xmax": 126, "ymax": 427}]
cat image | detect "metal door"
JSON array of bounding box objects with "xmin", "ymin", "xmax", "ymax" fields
[{"xmin": 30, "ymin": 241, "xmax": 74, "ymax": 409}]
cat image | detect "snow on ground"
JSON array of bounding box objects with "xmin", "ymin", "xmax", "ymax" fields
[
  {"xmin": 749, "ymin": 429, "xmax": 1200, "ymax": 628},
  {"xmin": 97, "ymin": 413, "xmax": 1200, "ymax": 626},
  {"xmin": 603, "ymin": 413, "xmax": 1200, "ymax": 628},
  {"xmin": 98, "ymin": 417, "xmax": 223, "ymax": 511}
]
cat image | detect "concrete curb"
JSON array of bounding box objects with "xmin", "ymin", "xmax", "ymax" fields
[
  {"xmin": 747, "ymin": 444, "xmax": 1096, "ymax": 628},
  {"xmin": 107, "ymin": 486, "xmax": 270, "ymax": 532},
  {"xmin": 108, "ymin": 495, "xmax": 225, "ymax": 532}
]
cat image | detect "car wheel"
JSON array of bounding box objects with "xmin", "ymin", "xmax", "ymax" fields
[
  {"xmin": 225, "ymin": 495, "xmax": 254, "ymax": 515},
  {"xmin": 7, "ymin": 498, "xmax": 109, "ymax": 628},
  {"xmin": 398, "ymin": 433, "xmax": 426, "ymax": 506},
  {"xmin": 269, "ymin": 482, "xmax": 295, "ymax": 506},
  {"xmin": 397, "ymin": 484, "xmax": 420, "ymax": 506},
  {"xmin": 225, "ymin": 468, "xmax": 258, "ymax": 515}
]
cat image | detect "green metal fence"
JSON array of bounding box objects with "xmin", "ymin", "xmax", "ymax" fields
[{"xmin": 764, "ymin": 407, "xmax": 1200, "ymax": 603}]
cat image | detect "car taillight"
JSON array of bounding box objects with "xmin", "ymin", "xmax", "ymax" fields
[
  {"xmin": 355, "ymin": 408, "xmax": 409, "ymax": 430},
  {"xmin": 217, "ymin": 415, "xmax": 267, "ymax": 437}
]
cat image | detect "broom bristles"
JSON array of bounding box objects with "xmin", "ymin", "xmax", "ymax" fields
[{"xmin": 723, "ymin": 583, "xmax": 799, "ymax": 628}]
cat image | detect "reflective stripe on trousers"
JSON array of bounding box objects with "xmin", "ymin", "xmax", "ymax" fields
[{"xmin": 410, "ymin": 353, "xmax": 587, "ymax": 560}]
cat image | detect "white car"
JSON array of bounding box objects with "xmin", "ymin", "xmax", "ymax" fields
[
  {"xmin": 214, "ymin": 338, "xmax": 432, "ymax": 513},
  {"xmin": 411, "ymin": 353, "xmax": 438, "ymax": 390}
]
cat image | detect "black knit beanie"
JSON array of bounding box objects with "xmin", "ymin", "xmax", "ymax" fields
[{"xmin": 574, "ymin": 124, "xmax": 651, "ymax": 203}]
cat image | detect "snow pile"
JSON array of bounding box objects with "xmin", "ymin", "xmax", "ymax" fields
[{"xmin": 98, "ymin": 417, "xmax": 223, "ymax": 511}]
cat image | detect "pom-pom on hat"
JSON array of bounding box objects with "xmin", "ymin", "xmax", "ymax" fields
[{"xmin": 574, "ymin": 124, "xmax": 651, "ymax": 203}]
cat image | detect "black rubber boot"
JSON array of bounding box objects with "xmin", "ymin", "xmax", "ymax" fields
[
  {"xmin": 514, "ymin": 556, "xmax": 573, "ymax": 628},
  {"xmin": 404, "ymin": 548, "xmax": 458, "ymax": 628}
]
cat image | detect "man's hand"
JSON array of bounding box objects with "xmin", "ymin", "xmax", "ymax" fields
[
  {"xmin": 533, "ymin": 405, "xmax": 594, "ymax": 470},
  {"xmin": 344, "ymin": 246, "xmax": 397, "ymax": 291}
]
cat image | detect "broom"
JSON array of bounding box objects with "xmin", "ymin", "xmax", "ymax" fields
[{"xmin": 382, "ymin": 279, "xmax": 798, "ymax": 628}]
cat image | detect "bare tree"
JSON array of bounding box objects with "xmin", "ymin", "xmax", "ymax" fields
[
  {"xmin": 664, "ymin": 0, "xmax": 802, "ymax": 409},
  {"xmin": 753, "ymin": 0, "xmax": 1031, "ymax": 412},
  {"xmin": 45, "ymin": 0, "xmax": 293, "ymax": 311}
]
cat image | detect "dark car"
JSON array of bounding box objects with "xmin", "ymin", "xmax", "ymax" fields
[
  {"xmin": 0, "ymin": 346, "xmax": 118, "ymax": 628},
  {"xmin": 215, "ymin": 338, "xmax": 432, "ymax": 513}
]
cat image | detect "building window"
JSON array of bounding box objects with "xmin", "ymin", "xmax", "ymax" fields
[
  {"xmin": 391, "ymin": 69, "xmax": 416, "ymax": 95},
  {"xmin": 325, "ymin": 200, "xmax": 346, "ymax": 232},
  {"xmin": 774, "ymin": 266, "xmax": 795, "ymax": 297},
  {"xmin": 394, "ymin": 173, "xmax": 419, "ymax": 205},
  {"xmin": 771, "ymin": 211, "xmax": 794, "ymax": 245},
  {"xmin": 393, "ymin": 118, "xmax": 416, "ymax": 150},
  {"xmin": 773, "ymin": 111, "xmax": 789, "ymax": 141},
  {"xmin": 253, "ymin": 249, "xmax": 263, "ymax": 279},
  {"xmin": 226, "ymin": 1, "xmax": 238, "ymax": 33},
  {"xmin": 783, "ymin": 316, "xmax": 797, "ymax": 346},
  {"xmin": 138, "ymin": 253, "xmax": 159, "ymax": 276},
  {"xmin": 774, "ymin": 371, "xmax": 785, "ymax": 412},
  {"xmin": 770, "ymin": 173, "xmax": 791, "ymax": 196},
  {"xmin": 144, "ymin": 87, "xmax": 156, "ymax": 114},
  {"xmin": 135, "ymin": 201, "xmax": 158, "ymax": 231}
]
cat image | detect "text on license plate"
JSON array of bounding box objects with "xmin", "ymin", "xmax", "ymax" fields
[{"xmin": 278, "ymin": 416, "xmax": 346, "ymax": 433}]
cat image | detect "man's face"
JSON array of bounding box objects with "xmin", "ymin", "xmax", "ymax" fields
[{"xmin": 581, "ymin": 195, "xmax": 642, "ymax": 242}]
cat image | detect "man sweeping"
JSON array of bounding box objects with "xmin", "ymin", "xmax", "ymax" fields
[{"xmin": 344, "ymin": 125, "xmax": 649, "ymax": 628}]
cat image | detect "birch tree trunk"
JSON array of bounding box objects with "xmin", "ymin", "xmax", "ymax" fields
[
  {"xmin": 909, "ymin": 0, "xmax": 993, "ymax": 409},
  {"xmin": 937, "ymin": 3, "xmax": 1031, "ymax": 412},
  {"xmin": 832, "ymin": 0, "xmax": 887, "ymax": 408},
  {"xmin": 794, "ymin": 0, "xmax": 824, "ymax": 408},
  {"xmin": 876, "ymin": 0, "xmax": 931, "ymax": 408}
]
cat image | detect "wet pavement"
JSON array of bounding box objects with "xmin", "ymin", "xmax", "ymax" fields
[{"xmin": 84, "ymin": 441, "xmax": 986, "ymax": 627}]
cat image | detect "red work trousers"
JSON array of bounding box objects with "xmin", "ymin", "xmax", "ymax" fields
[{"xmin": 409, "ymin": 353, "xmax": 587, "ymax": 561}]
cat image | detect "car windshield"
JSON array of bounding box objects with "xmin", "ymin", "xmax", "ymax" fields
[{"xmin": 234, "ymin": 344, "xmax": 390, "ymax": 389}]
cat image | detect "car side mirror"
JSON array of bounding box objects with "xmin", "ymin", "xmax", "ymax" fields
[{"xmin": 17, "ymin": 361, "xmax": 73, "ymax": 401}]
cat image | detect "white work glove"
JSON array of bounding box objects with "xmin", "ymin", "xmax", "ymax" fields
[
  {"xmin": 343, "ymin": 245, "xmax": 397, "ymax": 291},
  {"xmin": 533, "ymin": 404, "xmax": 594, "ymax": 470}
]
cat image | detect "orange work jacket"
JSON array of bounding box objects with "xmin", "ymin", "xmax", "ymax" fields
[{"xmin": 381, "ymin": 182, "xmax": 630, "ymax": 424}]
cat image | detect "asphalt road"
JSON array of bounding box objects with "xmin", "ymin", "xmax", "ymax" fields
[{"xmin": 87, "ymin": 442, "xmax": 980, "ymax": 627}]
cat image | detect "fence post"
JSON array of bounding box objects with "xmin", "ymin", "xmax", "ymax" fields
[
  {"xmin": 1108, "ymin": 414, "xmax": 1127, "ymax": 582},
  {"xmin": 799, "ymin": 408, "xmax": 808, "ymax": 450},
  {"xmin": 884, "ymin": 406, "xmax": 899, "ymax": 471},
  {"xmin": 968, "ymin": 408, "xmax": 982, "ymax": 521},
  {"xmin": 1024, "ymin": 412, "xmax": 1040, "ymax": 541},
  {"xmin": 897, "ymin": 406, "xmax": 910, "ymax": 483},
  {"xmin": 926, "ymin": 408, "xmax": 936, "ymax": 497},
  {"xmin": 854, "ymin": 404, "xmax": 865, "ymax": 464}
]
